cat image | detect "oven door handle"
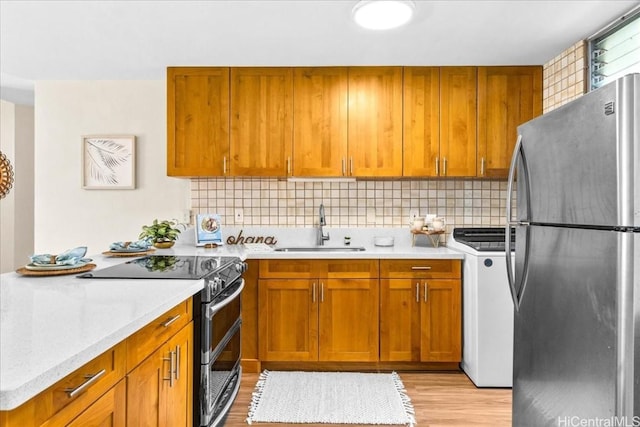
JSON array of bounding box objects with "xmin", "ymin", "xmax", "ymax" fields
[{"xmin": 208, "ymin": 279, "xmax": 245, "ymax": 318}]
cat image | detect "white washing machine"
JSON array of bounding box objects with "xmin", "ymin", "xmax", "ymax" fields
[{"xmin": 448, "ymin": 228, "xmax": 514, "ymax": 388}]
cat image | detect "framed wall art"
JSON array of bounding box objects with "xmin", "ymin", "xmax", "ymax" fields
[{"xmin": 82, "ymin": 135, "xmax": 136, "ymax": 189}]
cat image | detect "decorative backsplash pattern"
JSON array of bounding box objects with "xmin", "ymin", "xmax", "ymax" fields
[
  {"xmin": 190, "ymin": 178, "xmax": 511, "ymax": 230},
  {"xmin": 543, "ymin": 40, "xmax": 587, "ymax": 113}
]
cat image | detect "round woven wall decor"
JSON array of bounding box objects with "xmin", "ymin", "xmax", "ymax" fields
[{"xmin": 0, "ymin": 151, "xmax": 15, "ymax": 199}]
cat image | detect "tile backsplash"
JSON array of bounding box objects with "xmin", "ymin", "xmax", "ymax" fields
[
  {"xmin": 543, "ymin": 40, "xmax": 587, "ymax": 113},
  {"xmin": 190, "ymin": 178, "xmax": 510, "ymax": 229}
]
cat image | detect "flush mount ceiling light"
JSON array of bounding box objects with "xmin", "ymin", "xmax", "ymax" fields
[{"xmin": 352, "ymin": 0, "xmax": 415, "ymax": 30}]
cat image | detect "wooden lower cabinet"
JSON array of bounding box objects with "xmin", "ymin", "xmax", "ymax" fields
[
  {"xmin": 380, "ymin": 279, "xmax": 461, "ymax": 362},
  {"xmin": 258, "ymin": 259, "xmax": 379, "ymax": 362},
  {"xmin": 126, "ymin": 322, "xmax": 193, "ymax": 427},
  {"xmin": 259, "ymin": 278, "xmax": 318, "ymax": 361},
  {"xmin": 380, "ymin": 259, "xmax": 462, "ymax": 363},
  {"xmin": 259, "ymin": 278, "xmax": 378, "ymax": 362},
  {"xmin": 66, "ymin": 380, "xmax": 126, "ymax": 427}
]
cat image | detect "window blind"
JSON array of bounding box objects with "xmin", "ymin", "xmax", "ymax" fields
[{"xmin": 589, "ymin": 9, "xmax": 640, "ymax": 90}]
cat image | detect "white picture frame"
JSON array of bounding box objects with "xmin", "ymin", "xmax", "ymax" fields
[{"xmin": 82, "ymin": 135, "xmax": 136, "ymax": 189}]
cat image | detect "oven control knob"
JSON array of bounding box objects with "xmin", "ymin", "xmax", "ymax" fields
[{"xmin": 235, "ymin": 262, "xmax": 247, "ymax": 274}]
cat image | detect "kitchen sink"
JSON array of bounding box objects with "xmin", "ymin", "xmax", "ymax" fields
[{"xmin": 274, "ymin": 246, "xmax": 366, "ymax": 252}]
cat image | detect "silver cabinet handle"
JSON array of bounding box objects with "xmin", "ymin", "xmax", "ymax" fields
[
  {"xmin": 312, "ymin": 282, "xmax": 316, "ymax": 303},
  {"xmin": 223, "ymin": 156, "xmax": 227, "ymax": 175},
  {"xmin": 349, "ymin": 157, "xmax": 353, "ymax": 176},
  {"xmin": 163, "ymin": 350, "xmax": 175, "ymax": 387},
  {"xmin": 435, "ymin": 157, "xmax": 439, "ymax": 175},
  {"xmin": 481, "ymin": 157, "xmax": 485, "ymax": 176},
  {"xmin": 161, "ymin": 314, "xmax": 181, "ymax": 328},
  {"xmin": 415, "ymin": 283, "xmax": 420, "ymax": 303},
  {"xmin": 64, "ymin": 369, "xmax": 106, "ymax": 398},
  {"xmin": 443, "ymin": 157, "xmax": 447, "ymax": 176},
  {"xmin": 320, "ymin": 282, "xmax": 324, "ymax": 303},
  {"xmin": 175, "ymin": 345, "xmax": 180, "ymax": 380},
  {"xmin": 287, "ymin": 157, "xmax": 291, "ymax": 175},
  {"xmin": 411, "ymin": 266, "xmax": 432, "ymax": 270},
  {"xmin": 424, "ymin": 282, "xmax": 428, "ymax": 302}
]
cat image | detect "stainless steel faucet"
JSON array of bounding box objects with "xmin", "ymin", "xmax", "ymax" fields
[{"xmin": 317, "ymin": 204, "xmax": 330, "ymax": 246}]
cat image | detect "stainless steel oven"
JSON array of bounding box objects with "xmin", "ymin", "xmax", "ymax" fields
[{"xmin": 194, "ymin": 259, "xmax": 246, "ymax": 427}]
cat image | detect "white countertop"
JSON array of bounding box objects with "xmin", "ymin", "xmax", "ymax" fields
[{"xmin": 0, "ymin": 227, "xmax": 463, "ymax": 411}]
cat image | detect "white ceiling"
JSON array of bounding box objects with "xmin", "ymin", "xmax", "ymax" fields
[{"xmin": 1, "ymin": 0, "xmax": 639, "ymax": 105}]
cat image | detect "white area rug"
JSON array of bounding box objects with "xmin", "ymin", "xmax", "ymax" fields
[{"xmin": 246, "ymin": 370, "xmax": 416, "ymax": 425}]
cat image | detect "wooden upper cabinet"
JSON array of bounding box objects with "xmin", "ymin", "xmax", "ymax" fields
[
  {"xmin": 167, "ymin": 67, "xmax": 230, "ymax": 176},
  {"xmin": 293, "ymin": 68, "xmax": 348, "ymax": 177},
  {"xmin": 403, "ymin": 67, "xmax": 440, "ymax": 177},
  {"xmin": 440, "ymin": 67, "xmax": 477, "ymax": 177},
  {"xmin": 348, "ymin": 67, "xmax": 403, "ymax": 177},
  {"xmin": 230, "ymin": 67, "xmax": 293, "ymax": 177},
  {"xmin": 477, "ymin": 66, "xmax": 542, "ymax": 178}
]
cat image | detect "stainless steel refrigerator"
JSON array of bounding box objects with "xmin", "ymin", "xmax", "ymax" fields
[{"xmin": 505, "ymin": 73, "xmax": 639, "ymax": 426}]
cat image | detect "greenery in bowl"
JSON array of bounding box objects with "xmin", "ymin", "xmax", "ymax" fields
[{"xmin": 139, "ymin": 219, "xmax": 185, "ymax": 245}]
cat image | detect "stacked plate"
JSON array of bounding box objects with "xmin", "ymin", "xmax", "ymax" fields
[{"xmin": 25, "ymin": 258, "xmax": 93, "ymax": 271}]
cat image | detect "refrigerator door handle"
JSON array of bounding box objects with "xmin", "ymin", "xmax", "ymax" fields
[{"xmin": 506, "ymin": 135, "xmax": 531, "ymax": 312}]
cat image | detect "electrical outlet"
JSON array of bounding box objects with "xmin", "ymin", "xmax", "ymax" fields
[
  {"xmin": 409, "ymin": 209, "xmax": 419, "ymax": 221},
  {"xmin": 182, "ymin": 209, "xmax": 192, "ymax": 224},
  {"xmin": 234, "ymin": 209, "xmax": 244, "ymax": 224}
]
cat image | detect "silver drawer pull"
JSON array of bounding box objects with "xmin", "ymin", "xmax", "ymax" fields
[
  {"xmin": 161, "ymin": 314, "xmax": 181, "ymax": 328},
  {"xmin": 411, "ymin": 266, "xmax": 432, "ymax": 270},
  {"xmin": 64, "ymin": 369, "xmax": 106, "ymax": 398}
]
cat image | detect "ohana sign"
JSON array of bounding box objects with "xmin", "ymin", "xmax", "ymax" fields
[{"xmin": 226, "ymin": 230, "xmax": 278, "ymax": 246}]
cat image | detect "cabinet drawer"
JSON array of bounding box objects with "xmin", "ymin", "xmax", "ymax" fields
[
  {"xmin": 380, "ymin": 259, "xmax": 461, "ymax": 279},
  {"xmin": 324, "ymin": 259, "xmax": 379, "ymax": 278},
  {"xmin": 0, "ymin": 342, "xmax": 126, "ymax": 427},
  {"xmin": 126, "ymin": 300, "xmax": 193, "ymax": 370},
  {"xmin": 259, "ymin": 259, "xmax": 319, "ymax": 278}
]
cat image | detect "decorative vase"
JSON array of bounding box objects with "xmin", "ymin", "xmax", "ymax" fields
[{"xmin": 153, "ymin": 241, "xmax": 175, "ymax": 249}]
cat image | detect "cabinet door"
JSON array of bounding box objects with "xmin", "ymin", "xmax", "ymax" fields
[
  {"xmin": 477, "ymin": 66, "xmax": 542, "ymax": 178},
  {"xmin": 127, "ymin": 323, "xmax": 193, "ymax": 427},
  {"xmin": 348, "ymin": 67, "xmax": 403, "ymax": 177},
  {"xmin": 258, "ymin": 279, "xmax": 318, "ymax": 361},
  {"xmin": 421, "ymin": 280, "xmax": 462, "ymax": 362},
  {"xmin": 380, "ymin": 279, "xmax": 421, "ymax": 362},
  {"xmin": 163, "ymin": 322, "xmax": 193, "ymax": 427},
  {"xmin": 167, "ymin": 67, "xmax": 230, "ymax": 176},
  {"xmin": 319, "ymin": 279, "xmax": 379, "ymax": 362},
  {"xmin": 66, "ymin": 380, "xmax": 126, "ymax": 427},
  {"xmin": 403, "ymin": 67, "xmax": 440, "ymax": 177},
  {"xmin": 293, "ymin": 67, "xmax": 348, "ymax": 177},
  {"xmin": 230, "ymin": 67, "xmax": 293, "ymax": 176},
  {"xmin": 440, "ymin": 67, "xmax": 477, "ymax": 177}
]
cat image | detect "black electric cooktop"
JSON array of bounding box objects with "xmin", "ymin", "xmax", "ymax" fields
[
  {"xmin": 78, "ymin": 255, "xmax": 240, "ymax": 279},
  {"xmin": 452, "ymin": 228, "xmax": 515, "ymax": 252}
]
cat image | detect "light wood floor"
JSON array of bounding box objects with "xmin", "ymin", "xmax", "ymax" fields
[{"xmin": 225, "ymin": 371, "xmax": 512, "ymax": 426}]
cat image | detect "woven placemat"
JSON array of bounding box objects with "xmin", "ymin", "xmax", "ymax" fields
[
  {"xmin": 16, "ymin": 263, "xmax": 97, "ymax": 277},
  {"xmin": 102, "ymin": 249, "xmax": 156, "ymax": 257}
]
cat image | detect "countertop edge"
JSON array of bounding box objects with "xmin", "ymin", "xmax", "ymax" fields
[{"xmin": 0, "ymin": 281, "xmax": 203, "ymax": 411}]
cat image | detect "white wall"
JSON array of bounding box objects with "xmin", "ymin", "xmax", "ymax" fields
[
  {"xmin": 0, "ymin": 100, "xmax": 34, "ymax": 273},
  {"xmin": 34, "ymin": 81, "xmax": 190, "ymax": 256}
]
